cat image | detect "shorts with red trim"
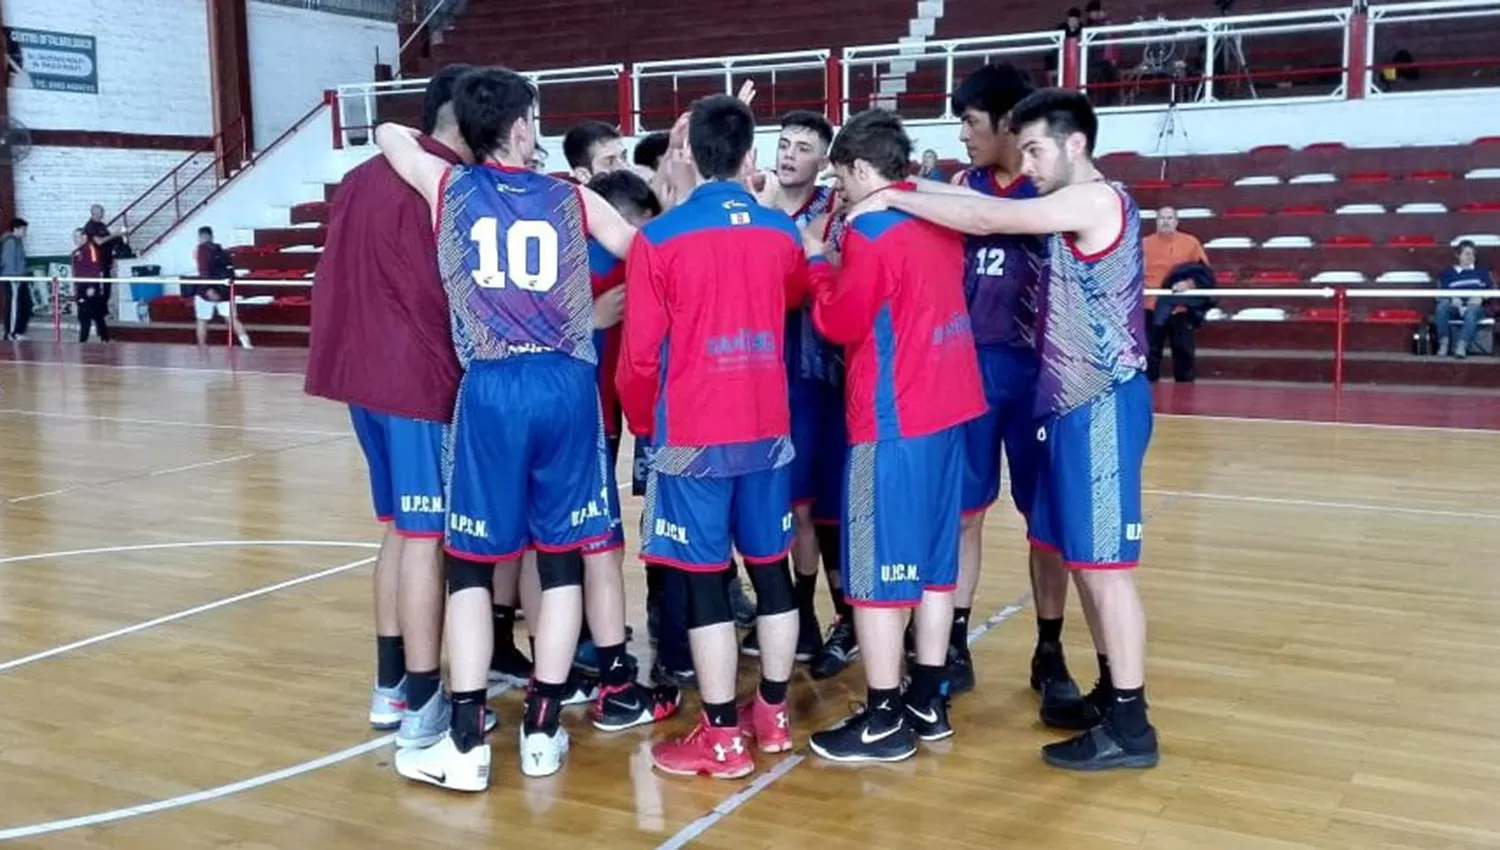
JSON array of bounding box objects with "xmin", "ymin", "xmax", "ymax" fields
[
  {"xmin": 789, "ymin": 375, "xmax": 847, "ymax": 524},
  {"xmin": 443, "ymin": 356, "xmax": 614, "ymax": 561},
  {"xmin": 961, "ymin": 344, "xmax": 1040, "ymax": 517},
  {"xmin": 842, "ymin": 426, "xmax": 964, "ymax": 608},
  {"xmin": 639, "ymin": 465, "xmax": 794, "ymax": 572},
  {"xmin": 349, "ymin": 405, "xmax": 447, "ymax": 538},
  {"xmin": 583, "ymin": 433, "xmax": 625, "ymax": 555},
  {"xmin": 1029, "ymin": 374, "xmax": 1152, "ymax": 570}
]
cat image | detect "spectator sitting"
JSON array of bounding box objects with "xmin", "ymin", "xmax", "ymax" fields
[
  {"xmin": 1434, "ymin": 240, "xmax": 1493, "ymax": 359},
  {"xmin": 194, "ymin": 226, "xmax": 252, "ymax": 349},
  {"xmin": 1142, "ymin": 207, "xmax": 1211, "ymax": 382},
  {"xmin": 917, "ymin": 149, "xmax": 946, "ymax": 181},
  {"xmin": 1148, "ymin": 262, "xmax": 1216, "ymax": 382},
  {"xmin": 72, "ymin": 228, "xmax": 110, "ymax": 343}
]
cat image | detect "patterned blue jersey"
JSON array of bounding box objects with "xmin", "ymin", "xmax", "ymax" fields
[
  {"xmin": 1035, "ymin": 181, "xmax": 1148, "ymax": 417},
  {"xmin": 436, "ymin": 163, "xmax": 595, "ymax": 367},
  {"xmin": 784, "ymin": 185, "xmax": 841, "ymax": 386},
  {"xmin": 961, "ymin": 168, "xmax": 1047, "ymax": 349}
]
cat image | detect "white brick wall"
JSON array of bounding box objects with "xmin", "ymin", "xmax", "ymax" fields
[
  {"xmin": 247, "ymin": 3, "xmax": 397, "ymax": 150},
  {"xmin": 13, "ymin": 147, "xmax": 189, "ymax": 256},
  {"xmin": 3, "ymin": 0, "xmax": 213, "ymax": 136}
]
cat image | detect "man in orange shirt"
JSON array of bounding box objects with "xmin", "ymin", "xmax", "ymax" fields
[{"xmin": 1141, "ymin": 206, "xmax": 1212, "ymax": 382}]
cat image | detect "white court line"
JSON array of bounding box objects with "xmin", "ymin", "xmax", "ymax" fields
[
  {"xmin": 0, "ymin": 359, "xmax": 302, "ymax": 378},
  {"xmin": 0, "ymin": 680, "xmax": 516, "ymax": 842},
  {"xmin": 654, "ymin": 592, "xmax": 1033, "ymax": 850},
  {"xmin": 0, "ymin": 539, "xmax": 378, "ymax": 566},
  {"xmin": 0, "ymin": 540, "xmax": 378, "ymax": 673},
  {"xmin": 0, "ymin": 408, "xmax": 347, "ymax": 437},
  {"xmin": 1146, "ymin": 487, "xmax": 1500, "ymax": 521},
  {"xmin": 1157, "ymin": 411, "xmax": 1500, "ymax": 436}
]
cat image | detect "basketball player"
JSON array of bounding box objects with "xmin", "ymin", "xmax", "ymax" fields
[
  {"xmin": 619, "ymin": 94, "xmax": 805, "ymax": 780},
  {"xmin": 563, "ymin": 120, "xmax": 627, "ymax": 183},
  {"xmin": 877, "ymin": 89, "xmax": 1160, "ymax": 770},
  {"xmin": 304, "ymin": 64, "xmax": 477, "ymax": 749},
  {"xmin": 921, "ymin": 64, "xmax": 1087, "ymax": 725},
  {"xmin": 743, "ymin": 110, "xmax": 857, "ymax": 680},
  {"xmin": 375, "ymin": 67, "xmax": 678, "ymax": 791},
  {"xmin": 799, "ymin": 109, "xmax": 983, "ymax": 762}
]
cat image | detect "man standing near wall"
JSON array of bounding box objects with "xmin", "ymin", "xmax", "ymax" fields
[
  {"xmin": 1, "ymin": 218, "xmax": 29, "ymax": 340},
  {"xmin": 304, "ymin": 64, "xmax": 490, "ymax": 751}
]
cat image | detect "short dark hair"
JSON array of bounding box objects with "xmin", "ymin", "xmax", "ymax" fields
[
  {"xmin": 563, "ymin": 120, "xmax": 621, "ymax": 170},
  {"xmin": 828, "ymin": 108, "xmax": 912, "ymax": 181},
  {"xmin": 1009, "ymin": 88, "xmax": 1098, "ymax": 155},
  {"xmin": 587, "ymin": 170, "xmax": 662, "ymax": 219},
  {"xmin": 633, "ymin": 132, "xmax": 670, "ymax": 169},
  {"xmin": 198, "ymin": 226, "xmax": 214, "ymax": 238},
  {"xmin": 453, "ymin": 67, "xmax": 538, "ymax": 163},
  {"xmin": 1456, "ymin": 239, "xmax": 1477, "ymax": 253},
  {"xmin": 780, "ymin": 110, "xmax": 834, "ymax": 147},
  {"xmin": 689, "ymin": 95, "xmax": 755, "ymax": 180},
  {"xmin": 421, "ymin": 63, "xmax": 473, "ymax": 135},
  {"xmin": 9, "ymin": 217, "xmax": 26, "ymax": 230},
  {"xmin": 951, "ymin": 63, "xmax": 1036, "ymax": 131}
]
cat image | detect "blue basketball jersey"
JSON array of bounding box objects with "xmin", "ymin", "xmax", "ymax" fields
[
  {"xmin": 436, "ymin": 163, "xmax": 596, "ymax": 367},
  {"xmin": 960, "ymin": 168, "xmax": 1047, "ymax": 350},
  {"xmin": 784, "ymin": 185, "xmax": 841, "ymax": 385}
]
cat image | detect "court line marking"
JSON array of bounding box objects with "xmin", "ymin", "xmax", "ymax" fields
[
  {"xmin": 0, "ymin": 680, "xmax": 517, "ymax": 842},
  {"xmin": 0, "ymin": 540, "xmax": 378, "ymax": 674},
  {"xmin": 654, "ymin": 592, "xmax": 1032, "ymax": 850},
  {"xmin": 1145, "ymin": 488, "xmax": 1500, "ymax": 521},
  {"xmin": 0, "ymin": 408, "xmax": 347, "ymax": 437},
  {"xmin": 0, "ymin": 539, "xmax": 378, "ymax": 566},
  {"xmin": 1158, "ymin": 411, "xmax": 1500, "ymax": 436},
  {"xmin": 0, "ymin": 358, "xmax": 303, "ymax": 378}
]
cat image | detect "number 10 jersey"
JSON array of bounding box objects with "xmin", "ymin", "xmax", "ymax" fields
[{"xmin": 436, "ymin": 163, "xmax": 597, "ymax": 367}]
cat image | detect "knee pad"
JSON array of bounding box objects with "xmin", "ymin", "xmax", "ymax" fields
[
  {"xmin": 685, "ymin": 569, "xmax": 734, "ymax": 629},
  {"xmin": 536, "ymin": 550, "xmax": 584, "ymax": 592},
  {"xmin": 746, "ymin": 557, "xmax": 796, "ymax": 617},
  {"xmin": 446, "ymin": 554, "xmax": 493, "ymax": 595}
]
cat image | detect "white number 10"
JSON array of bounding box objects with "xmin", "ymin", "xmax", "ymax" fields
[{"xmin": 469, "ymin": 216, "xmax": 560, "ymax": 293}]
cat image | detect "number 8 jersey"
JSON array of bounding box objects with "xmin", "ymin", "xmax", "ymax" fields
[{"xmin": 436, "ymin": 163, "xmax": 597, "ymax": 367}]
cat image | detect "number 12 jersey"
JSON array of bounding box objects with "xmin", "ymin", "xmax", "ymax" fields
[{"xmin": 436, "ymin": 163, "xmax": 597, "ymax": 367}]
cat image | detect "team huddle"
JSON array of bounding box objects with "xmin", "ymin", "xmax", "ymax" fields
[{"xmin": 306, "ymin": 60, "xmax": 1159, "ymax": 794}]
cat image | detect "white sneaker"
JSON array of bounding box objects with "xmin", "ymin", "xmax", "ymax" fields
[
  {"xmin": 369, "ymin": 680, "xmax": 406, "ymax": 730},
  {"xmin": 395, "ymin": 735, "xmax": 490, "ymax": 792},
  {"xmin": 519, "ymin": 725, "xmax": 570, "ymax": 778}
]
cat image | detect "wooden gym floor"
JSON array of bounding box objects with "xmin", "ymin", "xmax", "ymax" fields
[{"xmin": 0, "ymin": 343, "xmax": 1498, "ymax": 849}]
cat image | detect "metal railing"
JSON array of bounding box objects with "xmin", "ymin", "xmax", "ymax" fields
[
  {"xmin": 842, "ymin": 31, "xmax": 1064, "ymax": 123},
  {"xmin": 631, "ymin": 50, "xmax": 829, "ymax": 131}
]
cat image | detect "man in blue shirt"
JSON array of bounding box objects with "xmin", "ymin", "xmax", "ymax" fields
[{"xmin": 1435, "ymin": 240, "xmax": 1493, "ymax": 358}]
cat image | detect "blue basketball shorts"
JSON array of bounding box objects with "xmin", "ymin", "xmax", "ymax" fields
[
  {"xmin": 1029, "ymin": 374, "xmax": 1153, "ymax": 570},
  {"xmin": 961, "ymin": 344, "xmax": 1041, "ymax": 517},
  {"xmin": 842, "ymin": 426, "xmax": 965, "ymax": 608},
  {"xmin": 789, "ymin": 375, "xmax": 848, "ymax": 524},
  {"xmin": 348, "ymin": 405, "xmax": 446, "ymax": 538},
  {"xmin": 639, "ymin": 465, "xmax": 795, "ymax": 572},
  {"xmin": 583, "ymin": 433, "xmax": 625, "ymax": 555},
  {"xmin": 444, "ymin": 355, "xmax": 614, "ymax": 561}
]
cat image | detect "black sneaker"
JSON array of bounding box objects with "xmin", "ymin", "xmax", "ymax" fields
[
  {"xmin": 1041, "ymin": 718, "xmax": 1158, "ymax": 771},
  {"xmin": 808, "ymin": 705, "xmax": 918, "ymax": 763},
  {"xmin": 561, "ymin": 670, "xmax": 599, "ymax": 707},
  {"xmin": 650, "ymin": 658, "xmax": 697, "ymax": 689},
  {"xmin": 1031, "ymin": 643, "xmax": 1094, "ymax": 730},
  {"xmin": 590, "ymin": 680, "xmax": 682, "ymax": 732},
  {"xmin": 903, "ymin": 693, "xmax": 953, "ymax": 742},
  {"xmin": 795, "ymin": 617, "xmax": 821, "ymax": 662},
  {"xmin": 946, "ymin": 643, "xmax": 975, "ymax": 695},
  {"xmin": 488, "ymin": 642, "xmax": 534, "ymax": 688},
  {"xmin": 740, "ymin": 630, "xmax": 761, "ymax": 657},
  {"xmin": 810, "ymin": 618, "xmax": 859, "ymax": 680}
]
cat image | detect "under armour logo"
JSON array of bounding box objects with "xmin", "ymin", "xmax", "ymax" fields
[
  {"xmin": 775, "ymin": 711, "xmax": 788, "ymax": 729},
  {"xmin": 712, "ymin": 737, "xmax": 746, "ymax": 761}
]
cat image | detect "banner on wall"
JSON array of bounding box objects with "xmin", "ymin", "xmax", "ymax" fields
[{"xmin": 4, "ymin": 27, "xmax": 97, "ymax": 94}]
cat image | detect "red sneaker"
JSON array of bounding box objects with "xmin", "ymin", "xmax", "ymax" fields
[
  {"xmin": 651, "ymin": 713, "xmax": 754, "ymax": 779},
  {"xmin": 739, "ymin": 693, "xmax": 792, "ymax": 753}
]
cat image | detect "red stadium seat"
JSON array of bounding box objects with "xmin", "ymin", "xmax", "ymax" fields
[
  {"xmin": 1182, "ymin": 177, "xmax": 1227, "ymax": 189},
  {"xmin": 1301, "ymin": 307, "xmax": 1341, "ymax": 322},
  {"xmin": 1462, "ymin": 201, "xmax": 1500, "ymax": 212},
  {"xmin": 1301, "ymin": 142, "xmax": 1347, "ymax": 153},
  {"xmin": 1133, "ymin": 178, "xmax": 1171, "ymax": 190},
  {"xmin": 1370, "ymin": 308, "xmax": 1423, "ymax": 323},
  {"xmin": 1280, "ymin": 204, "xmax": 1326, "ymax": 217},
  {"xmin": 1347, "ymin": 171, "xmax": 1393, "ymax": 184},
  {"xmin": 1224, "ymin": 206, "xmax": 1269, "ymax": 218},
  {"xmin": 1408, "ymin": 170, "xmax": 1454, "ymax": 182},
  {"xmin": 1254, "ymin": 269, "xmax": 1300, "ymax": 284},
  {"xmin": 1389, "ymin": 234, "xmax": 1437, "ymax": 248},
  {"xmin": 1324, "ymin": 234, "xmax": 1375, "ymax": 247},
  {"xmin": 1249, "ymin": 144, "xmax": 1293, "ymax": 156}
]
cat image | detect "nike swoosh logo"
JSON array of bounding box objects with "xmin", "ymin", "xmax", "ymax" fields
[
  {"xmin": 419, "ymin": 769, "xmax": 446, "ymax": 783},
  {"xmin": 907, "ymin": 706, "xmax": 938, "ymax": 723},
  {"xmin": 860, "ymin": 723, "xmax": 900, "ymax": 744}
]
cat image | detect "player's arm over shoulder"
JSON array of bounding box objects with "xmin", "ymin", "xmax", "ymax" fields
[
  {"xmin": 577, "ymin": 185, "xmax": 637, "ymax": 260},
  {"xmin": 374, "ymin": 123, "xmax": 449, "ymax": 212},
  {"xmin": 888, "ymin": 178, "xmax": 1119, "ymax": 242}
]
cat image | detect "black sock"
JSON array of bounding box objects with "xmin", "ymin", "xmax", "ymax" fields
[
  {"xmin": 906, "ymin": 664, "xmax": 945, "ymax": 706},
  {"xmin": 1110, "ymin": 686, "xmax": 1150, "ymax": 738},
  {"xmin": 758, "ymin": 677, "xmax": 788, "ymax": 705},
  {"xmin": 646, "ymin": 565, "xmax": 664, "ymax": 606},
  {"xmin": 868, "ymin": 687, "xmax": 903, "ymax": 726},
  {"xmin": 950, "ymin": 608, "xmax": 972, "ymax": 647},
  {"xmin": 492, "ymin": 604, "xmax": 517, "ymax": 654},
  {"xmin": 376, "ymin": 635, "xmax": 405, "ymax": 689},
  {"xmin": 450, "ymin": 689, "xmax": 488, "ymax": 752},
  {"xmin": 1037, "ymin": 616, "xmax": 1064, "ymax": 647},
  {"xmin": 704, "ymin": 700, "xmax": 738, "ymax": 728},
  {"xmin": 1097, "ymin": 653, "xmax": 1114, "ymax": 691},
  {"xmin": 814, "ymin": 526, "xmax": 849, "ymax": 619},
  {"xmin": 524, "ymin": 679, "xmax": 567, "ymax": 735},
  {"xmin": 405, "ymin": 669, "xmax": 441, "ymax": 709},
  {"xmin": 596, "ymin": 642, "xmax": 632, "ymax": 687},
  {"xmin": 794, "ymin": 571, "xmax": 818, "ymax": 622}
]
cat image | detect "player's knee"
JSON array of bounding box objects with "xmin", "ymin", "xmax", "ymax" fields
[
  {"xmin": 536, "ymin": 550, "xmax": 584, "ymax": 591},
  {"xmin": 684, "ymin": 569, "xmax": 733, "ymax": 629},
  {"xmin": 746, "ymin": 557, "xmax": 796, "ymax": 617},
  {"xmin": 446, "ymin": 553, "xmax": 493, "ymax": 595}
]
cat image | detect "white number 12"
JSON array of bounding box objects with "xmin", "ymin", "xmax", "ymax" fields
[
  {"xmin": 976, "ymin": 247, "xmax": 1006, "ymax": 277},
  {"xmin": 469, "ymin": 216, "xmax": 560, "ymax": 293}
]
